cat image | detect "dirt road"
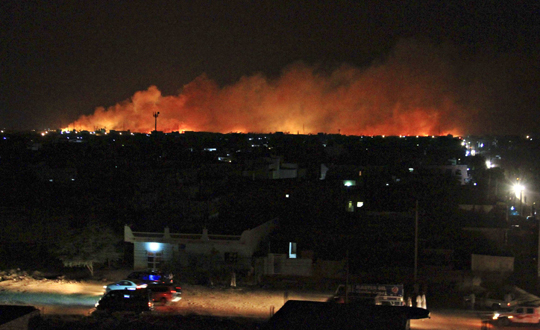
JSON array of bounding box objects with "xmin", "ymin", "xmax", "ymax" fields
[{"xmin": 0, "ymin": 277, "xmax": 496, "ymax": 329}]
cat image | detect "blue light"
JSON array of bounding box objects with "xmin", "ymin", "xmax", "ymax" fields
[{"xmin": 149, "ymin": 274, "xmax": 161, "ymax": 281}]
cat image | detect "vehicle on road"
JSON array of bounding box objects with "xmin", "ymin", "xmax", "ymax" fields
[
  {"xmin": 104, "ymin": 279, "xmax": 148, "ymax": 292},
  {"xmin": 492, "ymin": 305, "xmax": 540, "ymax": 326},
  {"xmin": 328, "ymin": 284, "xmax": 405, "ymax": 306},
  {"xmin": 148, "ymin": 284, "xmax": 182, "ymax": 305},
  {"xmin": 94, "ymin": 289, "xmax": 154, "ymax": 314},
  {"xmin": 464, "ymin": 291, "xmax": 518, "ymax": 310},
  {"xmin": 127, "ymin": 271, "xmax": 173, "ymax": 285}
]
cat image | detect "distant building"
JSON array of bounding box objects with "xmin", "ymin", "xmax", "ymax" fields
[
  {"xmin": 242, "ymin": 156, "xmax": 301, "ymax": 180},
  {"xmin": 422, "ymin": 164, "xmax": 470, "ymax": 185}
]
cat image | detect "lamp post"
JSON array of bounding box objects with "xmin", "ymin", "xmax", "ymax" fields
[{"xmin": 153, "ymin": 112, "xmax": 160, "ymax": 132}]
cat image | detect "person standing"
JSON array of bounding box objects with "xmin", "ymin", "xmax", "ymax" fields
[
  {"xmin": 230, "ymin": 271, "xmax": 237, "ymax": 288},
  {"xmin": 416, "ymin": 294, "xmax": 422, "ymax": 308}
]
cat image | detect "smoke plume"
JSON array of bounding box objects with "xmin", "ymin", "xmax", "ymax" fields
[{"xmin": 67, "ymin": 39, "xmax": 477, "ymax": 136}]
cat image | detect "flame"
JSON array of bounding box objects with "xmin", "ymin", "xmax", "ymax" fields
[{"xmin": 66, "ymin": 40, "xmax": 475, "ymax": 136}]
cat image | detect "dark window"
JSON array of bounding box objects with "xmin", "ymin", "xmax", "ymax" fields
[
  {"xmin": 147, "ymin": 252, "xmax": 163, "ymax": 270},
  {"xmin": 224, "ymin": 252, "xmax": 238, "ymax": 263}
]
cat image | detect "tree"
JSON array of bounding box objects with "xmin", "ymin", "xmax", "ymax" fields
[{"xmin": 52, "ymin": 221, "xmax": 120, "ymax": 276}]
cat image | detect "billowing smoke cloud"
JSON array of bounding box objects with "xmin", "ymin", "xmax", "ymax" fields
[{"xmin": 67, "ymin": 39, "xmax": 478, "ymax": 136}]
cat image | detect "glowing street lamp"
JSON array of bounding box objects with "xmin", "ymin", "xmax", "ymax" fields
[{"xmin": 513, "ymin": 184, "xmax": 524, "ymax": 198}]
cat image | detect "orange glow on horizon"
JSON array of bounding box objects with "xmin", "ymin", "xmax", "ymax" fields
[{"xmin": 66, "ymin": 41, "xmax": 476, "ymax": 136}]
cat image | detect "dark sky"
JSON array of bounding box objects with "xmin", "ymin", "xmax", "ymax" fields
[{"xmin": 2, "ymin": 0, "xmax": 539, "ymax": 135}]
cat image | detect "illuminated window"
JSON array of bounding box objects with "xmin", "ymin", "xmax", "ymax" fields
[
  {"xmin": 347, "ymin": 201, "xmax": 354, "ymax": 212},
  {"xmin": 289, "ymin": 242, "xmax": 297, "ymax": 259},
  {"xmin": 343, "ymin": 180, "xmax": 356, "ymax": 187},
  {"xmin": 357, "ymin": 201, "xmax": 364, "ymax": 208}
]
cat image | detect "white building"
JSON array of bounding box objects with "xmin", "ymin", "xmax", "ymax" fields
[{"xmin": 124, "ymin": 219, "xmax": 277, "ymax": 271}]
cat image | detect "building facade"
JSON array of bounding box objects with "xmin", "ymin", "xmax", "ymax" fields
[{"xmin": 124, "ymin": 219, "xmax": 277, "ymax": 271}]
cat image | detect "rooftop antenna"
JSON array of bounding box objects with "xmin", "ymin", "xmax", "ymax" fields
[{"xmin": 153, "ymin": 112, "xmax": 160, "ymax": 132}]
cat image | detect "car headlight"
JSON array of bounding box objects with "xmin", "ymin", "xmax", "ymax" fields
[{"xmin": 493, "ymin": 313, "xmax": 500, "ymax": 320}]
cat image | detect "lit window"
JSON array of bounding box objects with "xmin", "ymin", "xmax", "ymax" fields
[
  {"xmin": 289, "ymin": 242, "xmax": 297, "ymax": 259},
  {"xmin": 347, "ymin": 201, "xmax": 354, "ymax": 212},
  {"xmin": 343, "ymin": 180, "xmax": 356, "ymax": 187},
  {"xmin": 357, "ymin": 202, "xmax": 364, "ymax": 208}
]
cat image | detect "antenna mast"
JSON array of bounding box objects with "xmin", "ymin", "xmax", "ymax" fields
[{"xmin": 153, "ymin": 112, "xmax": 160, "ymax": 132}]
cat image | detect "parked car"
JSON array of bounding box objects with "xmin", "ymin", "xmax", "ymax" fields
[
  {"xmin": 463, "ymin": 291, "xmax": 518, "ymax": 310},
  {"xmin": 127, "ymin": 271, "xmax": 173, "ymax": 285},
  {"xmin": 104, "ymin": 279, "xmax": 148, "ymax": 292},
  {"xmin": 492, "ymin": 305, "xmax": 540, "ymax": 326},
  {"xmin": 148, "ymin": 284, "xmax": 182, "ymax": 305},
  {"xmin": 94, "ymin": 289, "xmax": 154, "ymax": 314},
  {"xmin": 328, "ymin": 292, "xmax": 380, "ymax": 305}
]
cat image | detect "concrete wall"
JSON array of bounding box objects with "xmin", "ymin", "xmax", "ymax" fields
[
  {"xmin": 259, "ymin": 254, "xmax": 313, "ymax": 277},
  {"xmin": 463, "ymin": 227, "xmax": 507, "ymax": 248},
  {"xmin": 471, "ymin": 254, "xmax": 514, "ymax": 273}
]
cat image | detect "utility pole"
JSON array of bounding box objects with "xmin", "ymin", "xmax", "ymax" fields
[
  {"xmin": 520, "ymin": 189, "xmax": 524, "ymax": 216},
  {"xmin": 345, "ymin": 249, "xmax": 349, "ymax": 304},
  {"xmin": 414, "ymin": 200, "xmax": 419, "ymax": 284},
  {"xmin": 153, "ymin": 112, "xmax": 160, "ymax": 132},
  {"xmin": 538, "ymin": 215, "xmax": 540, "ymax": 278}
]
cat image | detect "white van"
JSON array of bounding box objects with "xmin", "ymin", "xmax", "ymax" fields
[
  {"xmin": 493, "ymin": 305, "xmax": 540, "ymax": 326},
  {"xmin": 329, "ymin": 284, "xmax": 405, "ymax": 306}
]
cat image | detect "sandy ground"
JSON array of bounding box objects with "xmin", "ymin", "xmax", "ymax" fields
[
  {"xmin": 0, "ymin": 275, "xmax": 331, "ymax": 320},
  {"xmin": 0, "ymin": 276, "xmax": 512, "ymax": 329}
]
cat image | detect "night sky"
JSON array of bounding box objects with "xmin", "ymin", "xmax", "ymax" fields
[{"xmin": 2, "ymin": 1, "xmax": 539, "ymax": 135}]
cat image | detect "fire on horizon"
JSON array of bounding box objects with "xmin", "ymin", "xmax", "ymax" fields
[{"xmin": 65, "ymin": 41, "xmax": 477, "ymax": 137}]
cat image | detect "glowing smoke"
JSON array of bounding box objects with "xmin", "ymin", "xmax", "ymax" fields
[{"xmin": 67, "ymin": 40, "xmax": 477, "ymax": 136}]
